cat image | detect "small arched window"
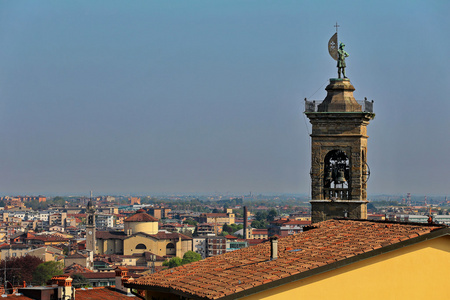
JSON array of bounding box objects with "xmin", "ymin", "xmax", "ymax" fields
[
  {"xmin": 136, "ymin": 243, "xmax": 147, "ymax": 250},
  {"xmin": 166, "ymin": 243, "xmax": 176, "ymax": 255}
]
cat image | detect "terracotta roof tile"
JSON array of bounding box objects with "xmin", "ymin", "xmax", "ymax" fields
[
  {"xmin": 124, "ymin": 211, "xmax": 158, "ymax": 222},
  {"xmin": 130, "ymin": 219, "xmax": 446, "ymax": 300},
  {"xmin": 96, "ymin": 231, "xmax": 127, "ymax": 240}
]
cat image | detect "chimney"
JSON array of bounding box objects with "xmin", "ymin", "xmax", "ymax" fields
[
  {"xmin": 243, "ymin": 206, "xmax": 248, "ymax": 239},
  {"xmin": 270, "ymin": 236, "xmax": 278, "ymax": 260},
  {"xmin": 115, "ymin": 266, "xmax": 131, "ymax": 294},
  {"xmin": 52, "ymin": 275, "xmax": 74, "ymax": 300}
]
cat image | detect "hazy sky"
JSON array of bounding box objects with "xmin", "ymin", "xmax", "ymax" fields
[{"xmin": 0, "ymin": 1, "xmax": 449, "ymax": 196}]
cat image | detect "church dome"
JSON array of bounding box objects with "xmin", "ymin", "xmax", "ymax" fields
[{"xmin": 124, "ymin": 209, "xmax": 159, "ymax": 235}]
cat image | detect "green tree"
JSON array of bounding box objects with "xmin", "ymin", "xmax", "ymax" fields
[
  {"xmin": 222, "ymin": 224, "xmax": 233, "ymax": 234},
  {"xmin": 32, "ymin": 261, "xmax": 64, "ymax": 285},
  {"xmin": 162, "ymin": 257, "xmax": 182, "ymax": 268},
  {"xmin": 182, "ymin": 251, "xmax": 202, "ymax": 265},
  {"xmin": 267, "ymin": 209, "xmax": 278, "ymax": 222},
  {"xmin": 255, "ymin": 211, "xmax": 268, "ymax": 222},
  {"xmin": 71, "ymin": 274, "xmax": 91, "ymax": 288},
  {"xmin": 183, "ymin": 219, "xmax": 197, "ymax": 226},
  {"xmin": 251, "ymin": 220, "xmax": 268, "ymax": 229}
]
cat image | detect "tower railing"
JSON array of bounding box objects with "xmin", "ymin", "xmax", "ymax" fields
[
  {"xmin": 304, "ymin": 98, "xmax": 374, "ymax": 113},
  {"xmin": 323, "ymin": 188, "xmax": 349, "ymax": 200}
]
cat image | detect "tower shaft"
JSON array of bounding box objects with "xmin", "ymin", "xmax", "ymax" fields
[{"xmin": 305, "ymin": 79, "xmax": 374, "ymax": 224}]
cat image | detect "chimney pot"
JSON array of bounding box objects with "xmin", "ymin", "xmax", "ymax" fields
[{"xmin": 270, "ymin": 236, "xmax": 278, "ymax": 260}]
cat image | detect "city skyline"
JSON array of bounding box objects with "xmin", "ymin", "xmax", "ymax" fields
[{"xmin": 0, "ymin": 1, "xmax": 449, "ymax": 196}]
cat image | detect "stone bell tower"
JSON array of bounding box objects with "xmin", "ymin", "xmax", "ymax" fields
[
  {"xmin": 305, "ymin": 78, "xmax": 374, "ymax": 224},
  {"xmin": 86, "ymin": 199, "xmax": 96, "ymax": 254}
]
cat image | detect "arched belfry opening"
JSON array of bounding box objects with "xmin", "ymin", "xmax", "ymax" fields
[{"xmin": 323, "ymin": 150, "xmax": 350, "ymax": 200}]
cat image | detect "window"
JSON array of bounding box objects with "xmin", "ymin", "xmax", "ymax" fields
[
  {"xmin": 166, "ymin": 243, "xmax": 176, "ymax": 255},
  {"xmin": 135, "ymin": 243, "xmax": 147, "ymax": 250}
]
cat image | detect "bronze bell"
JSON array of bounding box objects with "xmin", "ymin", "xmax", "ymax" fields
[
  {"xmin": 325, "ymin": 169, "xmax": 333, "ymax": 182},
  {"xmin": 335, "ymin": 169, "xmax": 346, "ymax": 184}
]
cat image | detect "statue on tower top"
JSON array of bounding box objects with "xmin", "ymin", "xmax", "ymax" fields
[
  {"xmin": 337, "ymin": 43, "xmax": 349, "ymax": 79},
  {"xmin": 328, "ymin": 23, "xmax": 349, "ymax": 79}
]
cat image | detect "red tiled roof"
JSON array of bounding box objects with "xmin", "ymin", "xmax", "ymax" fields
[
  {"xmin": 124, "ymin": 211, "xmax": 158, "ymax": 222},
  {"xmin": 78, "ymin": 271, "xmax": 116, "ymax": 279},
  {"xmin": 26, "ymin": 235, "xmax": 68, "ymax": 242},
  {"xmin": 246, "ymin": 238, "xmax": 268, "ymax": 246},
  {"xmin": 129, "ymin": 219, "xmax": 447, "ymax": 300},
  {"xmin": 96, "ymin": 231, "xmax": 127, "ymax": 240},
  {"xmin": 251, "ymin": 229, "xmax": 268, "ymax": 234},
  {"xmin": 75, "ymin": 286, "xmax": 141, "ymax": 299},
  {"xmin": 64, "ymin": 263, "xmax": 93, "ymax": 275},
  {"xmin": 66, "ymin": 252, "xmax": 87, "ymax": 259},
  {"xmin": 225, "ymin": 235, "xmax": 237, "ymax": 239},
  {"xmin": 128, "ymin": 231, "xmax": 192, "ymax": 241},
  {"xmin": 271, "ymin": 219, "xmax": 311, "ymax": 226}
]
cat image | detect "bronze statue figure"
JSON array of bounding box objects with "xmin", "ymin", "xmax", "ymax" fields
[{"xmin": 337, "ymin": 42, "xmax": 349, "ymax": 79}]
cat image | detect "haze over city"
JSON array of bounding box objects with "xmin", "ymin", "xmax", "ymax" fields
[{"xmin": 0, "ymin": 1, "xmax": 449, "ymax": 196}]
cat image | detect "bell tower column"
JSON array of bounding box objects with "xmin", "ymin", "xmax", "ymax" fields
[{"xmin": 305, "ymin": 78, "xmax": 374, "ymax": 224}]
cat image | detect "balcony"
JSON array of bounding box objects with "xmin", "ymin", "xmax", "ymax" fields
[{"xmin": 305, "ymin": 99, "xmax": 373, "ymax": 113}]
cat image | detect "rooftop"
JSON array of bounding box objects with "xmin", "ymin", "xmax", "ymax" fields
[
  {"xmin": 124, "ymin": 211, "xmax": 158, "ymax": 222},
  {"xmin": 128, "ymin": 219, "xmax": 448, "ymax": 300}
]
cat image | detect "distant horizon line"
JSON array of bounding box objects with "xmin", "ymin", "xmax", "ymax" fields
[{"xmin": 0, "ymin": 192, "xmax": 447, "ymax": 198}]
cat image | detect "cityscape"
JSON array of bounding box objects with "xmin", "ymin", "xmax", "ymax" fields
[{"xmin": 1, "ymin": 1, "xmax": 449, "ymax": 300}]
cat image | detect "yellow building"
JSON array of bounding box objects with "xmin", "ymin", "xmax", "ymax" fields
[
  {"xmin": 126, "ymin": 219, "xmax": 450, "ymax": 299},
  {"xmin": 124, "ymin": 209, "xmax": 159, "ymax": 235},
  {"xmin": 96, "ymin": 209, "xmax": 192, "ymax": 259},
  {"xmin": 124, "ymin": 232, "xmax": 192, "ymax": 257},
  {"xmin": 199, "ymin": 212, "xmax": 235, "ymax": 226}
]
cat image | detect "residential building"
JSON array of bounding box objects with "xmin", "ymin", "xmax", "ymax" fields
[
  {"xmin": 206, "ymin": 236, "xmax": 227, "ymax": 257},
  {"xmin": 268, "ymin": 219, "xmax": 311, "ymax": 237}
]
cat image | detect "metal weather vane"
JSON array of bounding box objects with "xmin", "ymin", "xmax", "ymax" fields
[{"xmin": 328, "ymin": 22, "xmax": 349, "ymax": 79}]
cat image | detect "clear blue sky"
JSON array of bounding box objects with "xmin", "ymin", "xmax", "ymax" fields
[{"xmin": 0, "ymin": 1, "xmax": 449, "ymax": 196}]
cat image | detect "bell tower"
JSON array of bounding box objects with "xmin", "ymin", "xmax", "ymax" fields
[
  {"xmin": 305, "ymin": 78, "xmax": 374, "ymax": 224},
  {"xmin": 86, "ymin": 198, "xmax": 96, "ymax": 254}
]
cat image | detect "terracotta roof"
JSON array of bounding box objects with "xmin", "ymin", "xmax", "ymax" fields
[
  {"xmin": 124, "ymin": 211, "xmax": 158, "ymax": 222},
  {"xmin": 0, "ymin": 244, "xmax": 29, "ymax": 250},
  {"xmin": 79, "ymin": 271, "xmax": 116, "ymax": 279},
  {"xmin": 96, "ymin": 231, "xmax": 127, "ymax": 240},
  {"xmin": 64, "ymin": 263, "xmax": 93, "ymax": 275},
  {"xmin": 144, "ymin": 251, "xmax": 165, "ymax": 262},
  {"xmin": 271, "ymin": 219, "xmax": 311, "ymax": 226},
  {"xmin": 251, "ymin": 229, "xmax": 268, "ymax": 234},
  {"xmin": 127, "ymin": 231, "xmax": 192, "ymax": 241},
  {"xmin": 246, "ymin": 238, "xmax": 268, "ymax": 246},
  {"xmin": 66, "ymin": 252, "xmax": 87, "ymax": 259},
  {"xmin": 75, "ymin": 286, "xmax": 141, "ymax": 299},
  {"xmin": 128, "ymin": 219, "xmax": 448, "ymax": 300},
  {"xmin": 26, "ymin": 234, "xmax": 68, "ymax": 242},
  {"xmin": 225, "ymin": 235, "xmax": 238, "ymax": 239}
]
